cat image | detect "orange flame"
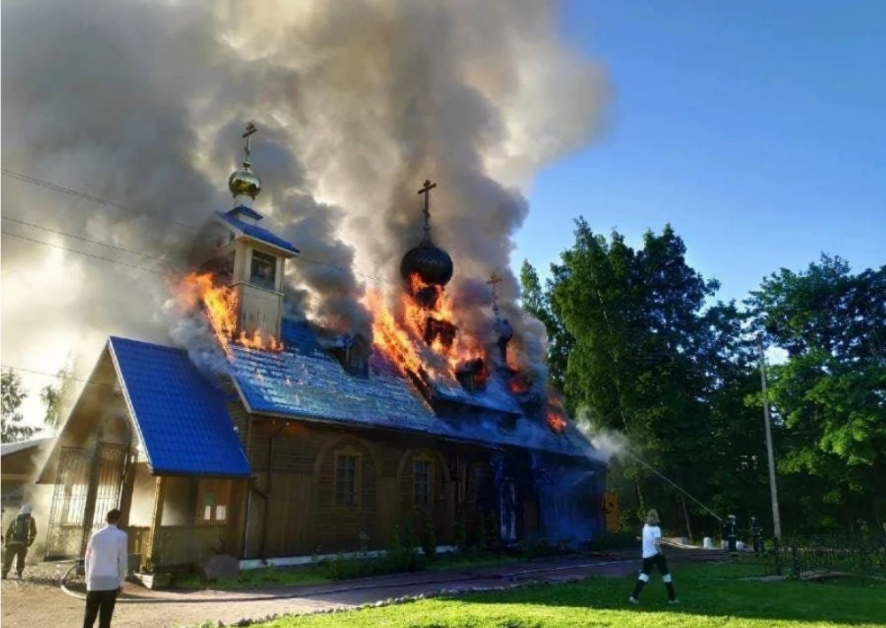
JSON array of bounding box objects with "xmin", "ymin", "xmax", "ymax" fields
[
  {"xmin": 364, "ymin": 274, "xmax": 486, "ymax": 382},
  {"xmin": 175, "ymin": 272, "xmax": 283, "ymax": 353},
  {"xmin": 546, "ymin": 411, "xmax": 567, "ymax": 433}
]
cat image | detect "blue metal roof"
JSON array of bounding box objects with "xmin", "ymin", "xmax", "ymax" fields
[
  {"xmin": 108, "ymin": 337, "xmax": 251, "ymax": 477},
  {"xmin": 226, "ymin": 205, "xmax": 264, "ymax": 221},
  {"xmin": 228, "ymin": 319, "xmax": 597, "ymax": 458},
  {"xmin": 216, "ymin": 211, "xmax": 300, "ymax": 255}
]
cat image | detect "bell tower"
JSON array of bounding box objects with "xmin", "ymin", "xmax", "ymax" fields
[{"xmin": 191, "ymin": 123, "xmax": 300, "ymax": 345}]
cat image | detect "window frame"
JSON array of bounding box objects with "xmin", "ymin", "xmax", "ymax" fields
[
  {"xmin": 196, "ymin": 479, "xmax": 231, "ymax": 525},
  {"xmin": 249, "ymin": 249, "xmax": 278, "ymax": 291},
  {"xmin": 333, "ymin": 446, "xmax": 363, "ymax": 509},
  {"xmin": 412, "ymin": 453, "xmax": 434, "ymax": 509}
]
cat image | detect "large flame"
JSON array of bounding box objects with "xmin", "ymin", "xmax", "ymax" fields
[
  {"xmin": 365, "ymin": 274, "xmax": 485, "ymax": 381},
  {"xmin": 175, "ymin": 272, "xmax": 283, "ymax": 353}
]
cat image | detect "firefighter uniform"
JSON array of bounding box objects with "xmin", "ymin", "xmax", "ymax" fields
[
  {"xmin": 3, "ymin": 505, "xmax": 37, "ymax": 579},
  {"xmin": 723, "ymin": 514, "xmax": 738, "ymax": 556}
]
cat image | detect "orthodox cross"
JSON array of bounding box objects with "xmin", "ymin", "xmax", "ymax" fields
[
  {"xmin": 417, "ymin": 179, "xmax": 437, "ymax": 239},
  {"xmin": 487, "ymin": 272, "xmax": 503, "ymax": 314},
  {"xmin": 242, "ymin": 122, "xmax": 258, "ymax": 164}
]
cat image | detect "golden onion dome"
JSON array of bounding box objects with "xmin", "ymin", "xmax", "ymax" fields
[{"xmin": 228, "ymin": 160, "xmax": 261, "ymax": 199}]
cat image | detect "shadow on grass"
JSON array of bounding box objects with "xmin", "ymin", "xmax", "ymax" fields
[{"xmin": 449, "ymin": 561, "xmax": 886, "ymax": 627}]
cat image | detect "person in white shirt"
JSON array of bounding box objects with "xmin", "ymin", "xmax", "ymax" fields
[
  {"xmin": 628, "ymin": 509, "xmax": 678, "ymax": 605},
  {"xmin": 83, "ymin": 509, "xmax": 128, "ymax": 628}
]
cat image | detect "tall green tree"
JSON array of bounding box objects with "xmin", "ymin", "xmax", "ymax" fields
[
  {"xmin": 548, "ymin": 220, "xmax": 735, "ymax": 533},
  {"xmin": 1, "ymin": 369, "xmax": 38, "ymax": 443},
  {"xmin": 748, "ymin": 256, "xmax": 886, "ymax": 529},
  {"xmin": 519, "ymin": 260, "xmax": 572, "ymax": 392}
]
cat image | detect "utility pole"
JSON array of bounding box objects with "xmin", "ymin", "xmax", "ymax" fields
[{"xmin": 758, "ymin": 341, "xmax": 783, "ymax": 539}]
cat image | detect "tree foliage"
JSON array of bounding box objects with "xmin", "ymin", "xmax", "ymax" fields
[
  {"xmin": 519, "ymin": 260, "xmax": 572, "ymax": 392},
  {"xmin": 1, "ymin": 369, "xmax": 38, "ymax": 443},
  {"xmin": 748, "ymin": 256, "xmax": 886, "ymax": 529},
  {"xmin": 40, "ymin": 361, "xmax": 76, "ymax": 430},
  {"xmin": 524, "ymin": 221, "xmax": 883, "ymax": 536}
]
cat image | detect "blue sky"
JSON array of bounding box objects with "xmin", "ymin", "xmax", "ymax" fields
[{"xmin": 514, "ymin": 0, "xmax": 885, "ymax": 304}]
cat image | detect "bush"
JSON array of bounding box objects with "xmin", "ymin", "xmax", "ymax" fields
[
  {"xmin": 517, "ymin": 538, "xmax": 576, "ymax": 560},
  {"xmin": 477, "ymin": 513, "xmax": 488, "ymax": 552},
  {"xmin": 422, "ymin": 521, "xmax": 437, "ymax": 563},
  {"xmin": 454, "ymin": 514, "xmax": 467, "ymax": 555},
  {"xmin": 590, "ymin": 531, "xmax": 639, "ymax": 551}
]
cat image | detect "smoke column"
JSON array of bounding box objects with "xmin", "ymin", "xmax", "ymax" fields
[{"xmin": 1, "ymin": 0, "xmax": 608, "ymax": 420}]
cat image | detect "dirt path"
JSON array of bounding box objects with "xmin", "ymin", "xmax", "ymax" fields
[{"xmin": 1, "ymin": 550, "xmax": 724, "ymax": 628}]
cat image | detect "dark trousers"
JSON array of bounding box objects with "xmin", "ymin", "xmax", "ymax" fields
[
  {"xmin": 631, "ymin": 553, "xmax": 676, "ymax": 601},
  {"xmin": 2, "ymin": 544, "xmax": 27, "ymax": 576},
  {"xmin": 727, "ymin": 537, "xmax": 738, "ymax": 553},
  {"xmin": 753, "ymin": 535, "xmax": 763, "ymax": 556},
  {"xmin": 83, "ymin": 589, "xmax": 119, "ymax": 628}
]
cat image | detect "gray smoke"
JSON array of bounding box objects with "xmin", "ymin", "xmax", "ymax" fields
[{"xmin": 2, "ymin": 0, "xmax": 607, "ymax": 409}]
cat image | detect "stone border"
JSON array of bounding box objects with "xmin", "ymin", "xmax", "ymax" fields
[{"xmin": 202, "ymin": 575, "xmax": 586, "ymax": 628}]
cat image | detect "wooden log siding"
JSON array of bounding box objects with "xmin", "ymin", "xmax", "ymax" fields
[
  {"xmin": 313, "ymin": 436, "xmax": 379, "ymax": 553},
  {"xmin": 236, "ymin": 419, "xmax": 475, "ymax": 557},
  {"xmin": 152, "ymin": 524, "xmax": 227, "ymax": 567},
  {"xmin": 397, "ymin": 448, "xmax": 451, "ymax": 543}
]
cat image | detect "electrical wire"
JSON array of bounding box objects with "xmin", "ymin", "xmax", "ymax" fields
[{"xmin": 2, "ymin": 169, "xmax": 403, "ymax": 288}]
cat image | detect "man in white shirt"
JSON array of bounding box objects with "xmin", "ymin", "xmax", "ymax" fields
[
  {"xmin": 83, "ymin": 509, "xmax": 128, "ymax": 628},
  {"xmin": 628, "ymin": 509, "xmax": 678, "ymax": 604}
]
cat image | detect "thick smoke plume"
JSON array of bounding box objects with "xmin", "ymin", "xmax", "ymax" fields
[{"xmin": 2, "ymin": 0, "xmax": 607, "ymax": 415}]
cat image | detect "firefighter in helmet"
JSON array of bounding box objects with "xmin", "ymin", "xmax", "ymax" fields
[
  {"xmin": 2, "ymin": 504, "xmax": 37, "ymax": 579},
  {"xmin": 723, "ymin": 514, "xmax": 739, "ymax": 557}
]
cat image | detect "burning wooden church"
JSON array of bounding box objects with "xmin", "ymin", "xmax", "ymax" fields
[{"xmin": 38, "ymin": 127, "xmax": 606, "ymax": 571}]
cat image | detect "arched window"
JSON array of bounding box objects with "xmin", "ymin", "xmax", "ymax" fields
[
  {"xmin": 334, "ymin": 446, "xmax": 362, "ymax": 508},
  {"xmin": 413, "ymin": 453, "xmax": 434, "ymax": 508}
]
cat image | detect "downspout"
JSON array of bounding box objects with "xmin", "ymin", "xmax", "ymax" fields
[
  {"xmin": 261, "ymin": 424, "xmax": 288, "ymax": 560},
  {"xmin": 241, "ymin": 414, "xmax": 253, "ymax": 558}
]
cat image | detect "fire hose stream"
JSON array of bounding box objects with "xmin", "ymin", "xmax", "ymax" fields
[{"xmin": 619, "ymin": 447, "xmax": 724, "ymax": 524}]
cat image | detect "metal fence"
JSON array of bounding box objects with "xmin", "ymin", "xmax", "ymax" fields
[{"xmin": 765, "ymin": 535, "xmax": 886, "ymax": 579}]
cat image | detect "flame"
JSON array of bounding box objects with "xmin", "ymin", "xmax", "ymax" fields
[
  {"xmin": 175, "ymin": 272, "xmax": 283, "ymax": 353},
  {"xmin": 546, "ymin": 411, "xmax": 567, "ymax": 433},
  {"xmin": 364, "ymin": 274, "xmax": 485, "ymax": 382}
]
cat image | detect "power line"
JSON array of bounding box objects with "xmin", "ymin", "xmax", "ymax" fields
[
  {"xmin": 1, "ymin": 364, "xmax": 116, "ymax": 390},
  {"xmin": 2, "ymin": 169, "xmax": 403, "ymax": 288},
  {"xmin": 1, "ymin": 230, "xmax": 171, "ymax": 276},
  {"xmin": 1, "ymin": 215, "xmax": 174, "ymax": 266},
  {"xmin": 1, "ymin": 168, "xmax": 201, "ymax": 232}
]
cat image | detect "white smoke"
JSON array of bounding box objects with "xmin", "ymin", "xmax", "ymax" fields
[
  {"xmin": 575, "ymin": 408, "xmax": 629, "ymax": 462},
  {"xmin": 2, "ymin": 0, "xmax": 608, "ymax": 421}
]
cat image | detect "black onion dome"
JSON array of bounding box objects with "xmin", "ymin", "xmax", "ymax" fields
[
  {"xmin": 496, "ymin": 317, "xmax": 514, "ymax": 341},
  {"xmin": 400, "ymin": 240, "xmax": 454, "ymax": 286}
]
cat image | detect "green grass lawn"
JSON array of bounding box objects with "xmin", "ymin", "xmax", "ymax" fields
[{"xmin": 250, "ymin": 561, "xmax": 886, "ymax": 628}]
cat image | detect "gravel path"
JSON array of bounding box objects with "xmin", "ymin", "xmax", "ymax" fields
[{"xmin": 0, "ymin": 549, "xmax": 724, "ymax": 628}]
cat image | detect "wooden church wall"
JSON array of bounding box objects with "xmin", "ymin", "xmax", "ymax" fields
[{"xmin": 239, "ymin": 417, "xmax": 474, "ymax": 558}]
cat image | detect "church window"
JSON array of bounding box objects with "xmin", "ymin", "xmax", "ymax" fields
[
  {"xmin": 413, "ymin": 456, "xmax": 432, "ymax": 508},
  {"xmin": 250, "ymin": 250, "xmax": 277, "ymax": 290},
  {"xmin": 334, "ymin": 449, "xmax": 361, "ymax": 507}
]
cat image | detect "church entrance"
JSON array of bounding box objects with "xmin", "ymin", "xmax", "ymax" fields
[{"xmin": 44, "ymin": 443, "xmax": 128, "ymax": 560}]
